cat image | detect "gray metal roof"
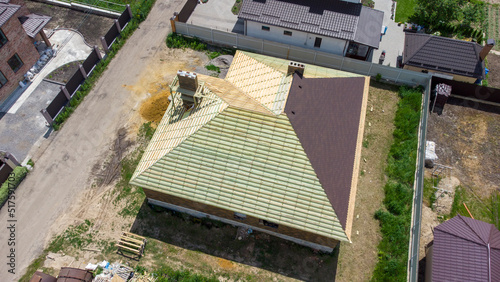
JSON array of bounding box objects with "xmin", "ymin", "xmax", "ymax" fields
[
  {"xmin": 403, "ymin": 33, "xmax": 485, "ymax": 79},
  {"xmin": 20, "ymin": 14, "xmax": 51, "ymax": 38},
  {"xmin": 0, "ymin": 2, "xmax": 20, "ymax": 27},
  {"xmin": 431, "ymin": 215, "xmax": 500, "ymax": 281},
  {"xmin": 238, "ymin": 0, "xmax": 383, "ymax": 48}
]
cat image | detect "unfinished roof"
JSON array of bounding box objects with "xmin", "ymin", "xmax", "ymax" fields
[
  {"xmin": 431, "ymin": 215, "xmax": 500, "ymax": 281},
  {"xmin": 403, "ymin": 33, "xmax": 485, "ymax": 79},
  {"xmin": 0, "ymin": 2, "xmax": 20, "ymax": 27},
  {"xmin": 20, "ymin": 14, "xmax": 51, "ymax": 38},
  {"xmin": 238, "ymin": 0, "xmax": 383, "ymax": 48},
  {"xmin": 131, "ymin": 51, "xmax": 369, "ymax": 242}
]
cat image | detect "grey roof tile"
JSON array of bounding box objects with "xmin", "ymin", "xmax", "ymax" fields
[
  {"xmin": 239, "ymin": 0, "xmax": 383, "ymax": 48},
  {"xmin": 0, "ymin": 2, "xmax": 20, "ymax": 27},
  {"xmin": 403, "ymin": 33, "xmax": 485, "ymax": 79}
]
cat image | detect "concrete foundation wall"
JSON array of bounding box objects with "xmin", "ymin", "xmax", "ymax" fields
[{"xmin": 144, "ymin": 188, "xmax": 339, "ymax": 251}]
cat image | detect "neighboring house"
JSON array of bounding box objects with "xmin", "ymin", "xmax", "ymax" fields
[
  {"xmin": 402, "ymin": 33, "xmax": 495, "ymax": 83},
  {"xmin": 425, "ymin": 215, "xmax": 500, "ymax": 282},
  {"xmin": 0, "ymin": 0, "xmax": 51, "ymax": 102},
  {"xmin": 238, "ymin": 0, "xmax": 384, "ymax": 61},
  {"xmin": 130, "ymin": 51, "xmax": 369, "ymax": 252}
]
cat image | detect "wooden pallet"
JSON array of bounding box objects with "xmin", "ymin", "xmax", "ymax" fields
[{"xmin": 116, "ymin": 232, "xmax": 147, "ymax": 259}]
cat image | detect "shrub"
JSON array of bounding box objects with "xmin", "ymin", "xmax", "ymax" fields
[{"xmin": 0, "ymin": 166, "xmax": 29, "ymax": 208}]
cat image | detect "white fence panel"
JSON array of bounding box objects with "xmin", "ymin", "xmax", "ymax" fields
[
  {"xmin": 288, "ymin": 46, "xmax": 316, "ymax": 64},
  {"xmin": 315, "ymin": 53, "xmax": 344, "ymax": 69},
  {"xmin": 342, "ymin": 57, "xmax": 372, "ymax": 75},
  {"xmin": 369, "ymin": 64, "xmax": 402, "ymax": 81},
  {"xmin": 396, "ymin": 69, "xmax": 430, "ymax": 85},
  {"xmin": 263, "ymin": 41, "xmax": 289, "ymax": 59},
  {"xmin": 237, "ymin": 36, "xmax": 263, "ymax": 53},
  {"xmin": 213, "ymin": 30, "xmax": 237, "ymax": 46},
  {"xmin": 186, "ymin": 25, "xmax": 212, "ymax": 41},
  {"xmin": 174, "ymin": 22, "xmax": 430, "ymax": 86}
]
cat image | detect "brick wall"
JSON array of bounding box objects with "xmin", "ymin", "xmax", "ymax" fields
[
  {"xmin": 144, "ymin": 188, "xmax": 339, "ymax": 249},
  {"xmin": 0, "ymin": 6, "xmax": 40, "ymax": 102}
]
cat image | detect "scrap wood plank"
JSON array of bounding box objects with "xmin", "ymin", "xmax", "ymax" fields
[
  {"xmin": 119, "ymin": 239, "xmax": 142, "ymax": 249},
  {"xmin": 116, "ymin": 243, "xmax": 141, "ymax": 255},
  {"xmin": 120, "ymin": 235, "xmax": 144, "ymax": 245},
  {"xmin": 117, "ymin": 232, "xmax": 147, "ymax": 259},
  {"xmin": 124, "ymin": 231, "xmax": 146, "ymax": 240}
]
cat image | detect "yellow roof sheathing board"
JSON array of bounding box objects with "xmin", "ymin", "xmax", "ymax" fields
[{"xmin": 132, "ymin": 107, "xmax": 348, "ymax": 240}]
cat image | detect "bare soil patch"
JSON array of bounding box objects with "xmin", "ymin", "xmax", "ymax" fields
[
  {"xmin": 25, "ymin": 1, "xmax": 114, "ymax": 47},
  {"xmin": 487, "ymin": 53, "xmax": 500, "ymax": 88},
  {"xmin": 336, "ymin": 82, "xmax": 400, "ymax": 282},
  {"xmin": 46, "ymin": 60, "xmax": 83, "ymax": 83},
  {"xmin": 426, "ymin": 101, "xmax": 500, "ymax": 198}
]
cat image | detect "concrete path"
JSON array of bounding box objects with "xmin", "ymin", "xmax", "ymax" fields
[
  {"xmin": 7, "ymin": 29, "xmax": 92, "ymax": 114},
  {"xmin": 372, "ymin": 0, "xmax": 405, "ymax": 67},
  {"xmin": 0, "ymin": 0, "xmax": 184, "ymax": 280},
  {"xmin": 189, "ymin": 0, "xmax": 243, "ymax": 33},
  {"xmin": 0, "ymin": 30, "xmax": 91, "ymax": 164}
]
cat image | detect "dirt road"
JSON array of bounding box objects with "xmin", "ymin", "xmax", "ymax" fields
[{"xmin": 0, "ymin": 0, "xmax": 184, "ymax": 280}]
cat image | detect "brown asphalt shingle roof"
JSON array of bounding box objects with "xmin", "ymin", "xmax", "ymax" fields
[
  {"xmin": 284, "ymin": 74, "xmax": 366, "ymax": 229},
  {"xmin": 0, "ymin": 2, "xmax": 20, "ymax": 27},
  {"xmin": 431, "ymin": 215, "xmax": 500, "ymax": 281},
  {"xmin": 403, "ymin": 33, "xmax": 485, "ymax": 79},
  {"xmin": 238, "ymin": 0, "xmax": 383, "ymax": 49}
]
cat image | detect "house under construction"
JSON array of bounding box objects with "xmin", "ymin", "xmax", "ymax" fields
[{"xmin": 130, "ymin": 51, "xmax": 369, "ymax": 251}]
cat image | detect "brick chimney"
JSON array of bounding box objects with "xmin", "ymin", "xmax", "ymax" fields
[
  {"xmin": 177, "ymin": 70, "xmax": 198, "ymax": 91},
  {"xmin": 479, "ymin": 39, "xmax": 495, "ymax": 61},
  {"xmin": 288, "ymin": 61, "xmax": 305, "ymax": 76}
]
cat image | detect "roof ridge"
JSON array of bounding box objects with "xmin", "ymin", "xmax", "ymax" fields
[
  {"xmin": 405, "ymin": 34, "xmax": 431, "ymax": 64},
  {"xmin": 130, "ymin": 91, "xmax": 227, "ymax": 181},
  {"xmin": 459, "ymin": 215, "xmax": 490, "ymax": 245}
]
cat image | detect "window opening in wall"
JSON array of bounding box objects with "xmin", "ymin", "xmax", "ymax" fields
[
  {"xmin": 260, "ymin": 219, "xmax": 279, "ymax": 228},
  {"xmin": 262, "ymin": 26, "xmax": 270, "ymax": 31},
  {"xmin": 8, "ymin": 53, "xmax": 23, "ymax": 73},
  {"xmin": 284, "ymin": 30, "xmax": 292, "ymax": 36},
  {"xmin": 0, "ymin": 71, "xmax": 7, "ymax": 89},
  {"xmin": 0, "ymin": 29, "xmax": 7, "ymax": 48},
  {"xmin": 234, "ymin": 212, "xmax": 247, "ymax": 220},
  {"xmin": 314, "ymin": 37, "xmax": 322, "ymax": 48}
]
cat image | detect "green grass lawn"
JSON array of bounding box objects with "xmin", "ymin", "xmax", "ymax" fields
[{"xmin": 395, "ymin": 0, "xmax": 417, "ymax": 23}]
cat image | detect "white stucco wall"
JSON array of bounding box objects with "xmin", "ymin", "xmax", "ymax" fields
[{"xmin": 245, "ymin": 20, "xmax": 347, "ymax": 56}]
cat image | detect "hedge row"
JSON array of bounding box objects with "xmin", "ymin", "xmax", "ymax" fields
[
  {"xmin": 0, "ymin": 166, "xmax": 29, "ymax": 208},
  {"xmin": 372, "ymin": 86, "xmax": 422, "ymax": 281}
]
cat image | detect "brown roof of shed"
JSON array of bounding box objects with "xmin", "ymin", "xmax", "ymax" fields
[
  {"xmin": 30, "ymin": 271, "xmax": 57, "ymax": 282},
  {"xmin": 403, "ymin": 33, "xmax": 485, "ymax": 79},
  {"xmin": 431, "ymin": 215, "xmax": 500, "ymax": 281},
  {"xmin": 284, "ymin": 74, "xmax": 367, "ymax": 229},
  {"xmin": 57, "ymin": 267, "xmax": 93, "ymax": 282}
]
